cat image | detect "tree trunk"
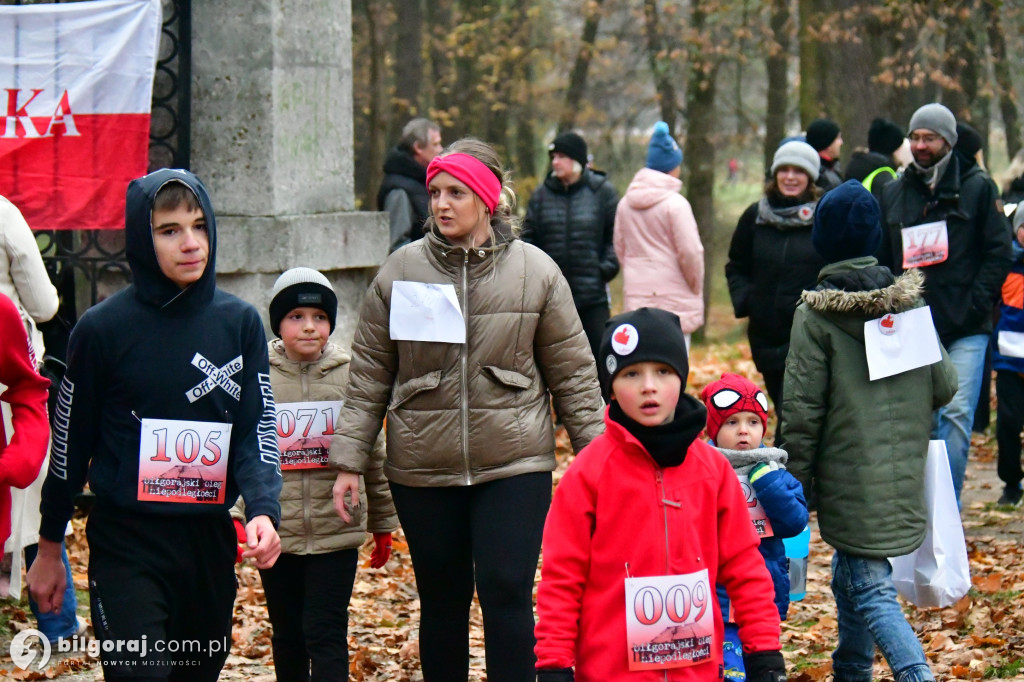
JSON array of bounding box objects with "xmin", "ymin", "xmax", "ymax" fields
[
  {"xmin": 683, "ymin": 3, "xmax": 718, "ymax": 339},
  {"xmin": 390, "ymin": 0, "xmax": 424, "ymax": 142},
  {"xmin": 763, "ymin": 0, "xmax": 790, "ymax": 170},
  {"xmin": 560, "ymin": 0, "xmax": 607, "ymax": 131},
  {"xmin": 511, "ymin": 0, "xmax": 536, "ymax": 180},
  {"xmin": 642, "ymin": 0, "xmax": 678, "ymax": 131},
  {"xmin": 425, "ymin": 0, "xmax": 453, "ymax": 135},
  {"xmin": 797, "ymin": 0, "xmax": 823, "ymax": 127},
  {"xmin": 355, "ymin": 0, "xmax": 388, "ymax": 210},
  {"xmin": 986, "ymin": 0, "xmax": 1021, "ymax": 160}
]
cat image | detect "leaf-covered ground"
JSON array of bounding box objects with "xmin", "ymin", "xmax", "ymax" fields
[{"xmin": 2, "ymin": 342, "xmax": 1022, "ymax": 680}]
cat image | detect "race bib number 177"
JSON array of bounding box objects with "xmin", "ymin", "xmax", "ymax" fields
[{"xmin": 138, "ymin": 418, "xmax": 231, "ymax": 504}]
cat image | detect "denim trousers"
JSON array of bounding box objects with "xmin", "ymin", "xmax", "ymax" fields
[
  {"xmin": 830, "ymin": 550, "xmax": 933, "ymax": 682},
  {"xmin": 24, "ymin": 542, "xmax": 79, "ymax": 642},
  {"xmin": 933, "ymin": 334, "xmax": 988, "ymax": 503}
]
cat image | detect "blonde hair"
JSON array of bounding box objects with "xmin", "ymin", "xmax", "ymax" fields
[{"xmin": 424, "ymin": 138, "xmax": 520, "ymax": 242}]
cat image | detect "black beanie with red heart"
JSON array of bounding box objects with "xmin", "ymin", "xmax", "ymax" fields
[{"xmin": 598, "ymin": 307, "xmax": 689, "ymax": 402}]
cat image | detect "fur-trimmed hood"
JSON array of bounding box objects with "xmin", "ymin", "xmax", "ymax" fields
[
  {"xmin": 716, "ymin": 446, "xmax": 788, "ymax": 475},
  {"xmin": 801, "ymin": 259, "xmax": 924, "ymax": 318}
]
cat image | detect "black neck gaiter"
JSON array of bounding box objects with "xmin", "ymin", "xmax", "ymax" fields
[{"xmin": 609, "ymin": 394, "xmax": 708, "ymax": 468}]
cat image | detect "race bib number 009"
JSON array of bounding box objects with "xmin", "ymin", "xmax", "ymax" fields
[
  {"xmin": 138, "ymin": 418, "xmax": 231, "ymax": 504},
  {"xmin": 276, "ymin": 400, "xmax": 343, "ymax": 470},
  {"xmin": 624, "ymin": 570, "xmax": 714, "ymax": 671}
]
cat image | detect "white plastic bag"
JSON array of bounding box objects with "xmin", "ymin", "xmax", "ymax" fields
[{"xmin": 889, "ymin": 440, "xmax": 971, "ymax": 607}]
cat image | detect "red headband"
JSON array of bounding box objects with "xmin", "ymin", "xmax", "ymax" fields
[{"xmin": 426, "ymin": 153, "xmax": 501, "ymax": 213}]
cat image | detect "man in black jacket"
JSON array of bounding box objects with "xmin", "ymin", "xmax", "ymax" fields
[
  {"xmin": 522, "ymin": 132, "xmax": 619, "ymax": 361},
  {"xmin": 879, "ymin": 103, "xmax": 1013, "ymax": 504},
  {"xmin": 378, "ymin": 118, "xmax": 443, "ymax": 253}
]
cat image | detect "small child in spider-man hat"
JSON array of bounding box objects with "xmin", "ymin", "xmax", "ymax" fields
[{"xmin": 701, "ymin": 373, "xmax": 809, "ymax": 682}]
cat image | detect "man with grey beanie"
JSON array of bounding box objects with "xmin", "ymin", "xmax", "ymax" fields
[{"xmin": 878, "ymin": 102, "xmax": 1013, "ymax": 504}]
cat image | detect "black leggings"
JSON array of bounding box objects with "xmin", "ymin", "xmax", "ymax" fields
[
  {"xmin": 389, "ymin": 472, "xmax": 551, "ymax": 682},
  {"xmin": 996, "ymin": 370, "xmax": 1024, "ymax": 488},
  {"xmin": 576, "ymin": 302, "xmax": 610, "ymax": 365},
  {"xmin": 259, "ymin": 549, "xmax": 359, "ymax": 682}
]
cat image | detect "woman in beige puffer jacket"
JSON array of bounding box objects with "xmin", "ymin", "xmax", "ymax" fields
[{"xmin": 330, "ymin": 139, "xmax": 604, "ymax": 682}]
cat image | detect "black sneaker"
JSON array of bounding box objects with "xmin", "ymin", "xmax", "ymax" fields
[{"xmin": 997, "ymin": 485, "xmax": 1023, "ymax": 507}]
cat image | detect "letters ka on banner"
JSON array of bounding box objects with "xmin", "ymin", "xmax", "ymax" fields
[{"xmin": 0, "ymin": 0, "xmax": 162, "ymax": 230}]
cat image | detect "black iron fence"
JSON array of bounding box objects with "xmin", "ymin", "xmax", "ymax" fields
[{"xmin": 3, "ymin": 0, "xmax": 191, "ymax": 359}]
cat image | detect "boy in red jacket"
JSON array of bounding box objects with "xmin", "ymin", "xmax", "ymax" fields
[{"xmin": 535, "ymin": 307, "xmax": 786, "ymax": 681}]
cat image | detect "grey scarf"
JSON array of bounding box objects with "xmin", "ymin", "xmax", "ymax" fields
[{"xmin": 755, "ymin": 196, "xmax": 817, "ymax": 230}]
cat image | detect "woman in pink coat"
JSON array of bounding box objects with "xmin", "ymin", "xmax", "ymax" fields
[{"xmin": 614, "ymin": 122, "xmax": 704, "ymax": 346}]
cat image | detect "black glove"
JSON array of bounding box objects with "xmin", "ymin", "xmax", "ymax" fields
[
  {"xmin": 744, "ymin": 651, "xmax": 787, "ymax": 682},
  {"xmin": 536, "ymin": 668, "xmax": 574, "ymax": 682}
]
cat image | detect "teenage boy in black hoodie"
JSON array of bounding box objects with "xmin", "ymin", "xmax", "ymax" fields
[{"xmin": 28, "ymin": 169, "xmax": 282, "ymax": 681}]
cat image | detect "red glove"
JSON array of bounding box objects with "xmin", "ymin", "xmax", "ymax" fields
[
  {"xmin": 370, "ymin": 533, "xmax": 392, "ymax": 568},
  {"xmin": 233, "ymin": 519, "xmax": 247, "ymax": 563}
]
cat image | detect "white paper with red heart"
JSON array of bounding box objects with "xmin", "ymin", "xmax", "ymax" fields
[{"xmin": 863, "ymin": 306, "xmax": 942, "ymax": 381}]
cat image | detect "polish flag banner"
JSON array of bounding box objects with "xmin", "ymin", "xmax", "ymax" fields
[{"xmin": 0, "ymin": 0, "xmax": 162, "ymax": 230}]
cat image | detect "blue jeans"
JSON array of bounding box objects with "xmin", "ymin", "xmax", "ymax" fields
[
  {"xmin": 24, "ymin": 543, "xmax": 79, "ymax": 643},
  {"xmin": 830, "ymin": 551, "xmax": 933, "ymax": 682},
  {"xmin": 934, "ymin": 334, "xmax": 988, "ymax": 503}
]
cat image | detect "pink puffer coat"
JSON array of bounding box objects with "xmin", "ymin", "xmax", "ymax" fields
[{"xmin": 613, "ymin": 167, "xmax": 704, "ymax": 333}]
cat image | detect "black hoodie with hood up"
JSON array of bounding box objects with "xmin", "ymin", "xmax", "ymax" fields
[{"xmin": 39, "ymin": 169, "xmax": 281, "ymax": 542}]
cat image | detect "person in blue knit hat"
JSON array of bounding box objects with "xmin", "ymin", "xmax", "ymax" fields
[
  {"xmin": 614, "ymin": 122, "xmax": 705, "ymax": 346},
  {"xmin": 784, "ymin": 179, "xmax": 956, "ymax": 682}
]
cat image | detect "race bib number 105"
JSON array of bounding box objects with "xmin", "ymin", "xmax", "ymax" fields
[
  {"xmin": 138, "ymin": 418, "xmax": 231, "ymax": 504},
  {"xmin": 277, "ymin": 401, "xmax": 343, "ymax": 470},
  {"xmin": 624, "ymin": 570, "xmax": 715, "ymax": 671}
]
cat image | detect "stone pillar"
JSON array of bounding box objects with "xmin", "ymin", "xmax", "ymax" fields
[{"xmin": 190, "ymin": 0, "xmax": 385, "ymax": 348}]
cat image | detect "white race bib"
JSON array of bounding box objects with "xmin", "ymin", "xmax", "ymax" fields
[
  {"xmin": 737, "ymin": 472, "xmax": 774, "ymax": 537},
  {"xmin": 276, "ymin": 400, "xmax": 343, "ymax": 470},
  {"xmin": 901, "ymin": 220, "xmax": 949, "ymax": 268},
  {"xmin": 624, "ymin": 570, "xmax": 714, "ymax": 671},
  {"xmin": 863, "ymin": 306, "xmax": 943, "ymax": 381},
  {"xmin": 389, "ymin": 281, "xmax": 466, "ymax": 343},
  {"xmin": 138, "ymin": 418, "xmax": 231, "ymax": 504}
]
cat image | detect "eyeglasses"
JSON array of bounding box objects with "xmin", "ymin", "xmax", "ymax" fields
[{"xmin": 908, "ymin": 134, "xmax": 942, "ymax": 145}]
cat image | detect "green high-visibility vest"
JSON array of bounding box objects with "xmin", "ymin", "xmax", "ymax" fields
[{"xmin": 862, "ymin": 166, "xmax": 897, "ymax": 193}]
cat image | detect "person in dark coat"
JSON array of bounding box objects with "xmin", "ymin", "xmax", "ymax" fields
[
  {"xmin": 378, "ymin": 118, "xmax": 443, "ymax": 253},
  {"xmin": 878, "ymin": 103, "xmax": 1013, "ymax": 503},
  {"xmin": 844, "ymin": 117, "xmax": 905, "ymax": 203},
  {"xmin": 726, "ymin": 140, "xmax": 824, "ymax": 444},
  {"xmin": 806, "ymin": 118, "xmax": 843, "ymax": 191},
  {"xmin": 522, "ymin": 132, "xmax": 619, "ymax": 360}
]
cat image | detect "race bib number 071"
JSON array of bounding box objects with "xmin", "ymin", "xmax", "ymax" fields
[
  {"xmin": 276, "ymin": 400, "xmax": 343, "ymax": 470},
  {"xmin": 624, "ymin": 570, "xmax": 714, "ymax": 671},
  {"xmin": 138, "ymin": 418, "xmax": 231, "ymax": 504}
]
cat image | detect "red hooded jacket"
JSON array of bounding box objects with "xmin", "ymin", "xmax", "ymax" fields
[
  {"xmin": 535, "ymin": 407, "xmax": 781, "ymax": 680},
  {"xmin": 0, "ymin": 293, "xmax": 50, "ymax": 548}
]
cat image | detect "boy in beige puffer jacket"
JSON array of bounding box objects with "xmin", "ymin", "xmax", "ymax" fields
[{"xmin": 233, "ymin": 267, "xmax": 397, "ymax": 681}]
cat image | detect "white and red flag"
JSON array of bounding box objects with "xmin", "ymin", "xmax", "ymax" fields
[{"xmin": 0, "ymin": 0, "xmax": 161, "ymax": 230}]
